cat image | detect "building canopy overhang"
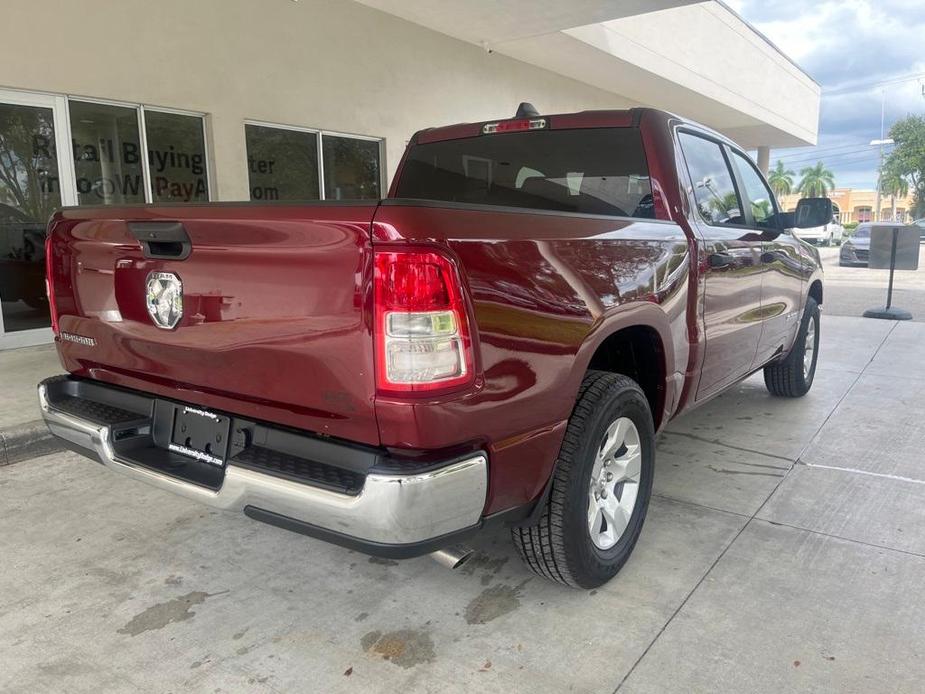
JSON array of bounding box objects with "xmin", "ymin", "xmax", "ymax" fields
[{"xmin": 355, "ymin": 0, "xmax": 820, "ymax": 149}]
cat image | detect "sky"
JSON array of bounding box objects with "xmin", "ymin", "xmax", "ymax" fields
[{"xmin": 725, "ymin": 0, "xmax": 925, "ymax": 191}]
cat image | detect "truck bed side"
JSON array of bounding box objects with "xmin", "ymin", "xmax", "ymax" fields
[{"xmin": 371, "ymin": 201, "xmax": 690, "ymax": 512}]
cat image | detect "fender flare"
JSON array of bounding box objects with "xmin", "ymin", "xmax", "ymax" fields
[
  {"xmin": 568, "ymin": 302, "xmax": 677, "ymax": 424},
  {"xmin": 806, "ymin": 270, "xmax": 824, "ymax": 308}
]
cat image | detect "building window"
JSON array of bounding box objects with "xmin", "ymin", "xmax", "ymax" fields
[
  {"xmin": 145, "ymin": 110, "xmax": 209, "ymax": 203},
  {"xmin": 68, "ymin": 99, "xmax": 210, "ymax": 205},
  {"xmin": 245, "ymin": 123, "xmax": 319, "ymax": 201},
  {"xmin": 245, "ymin": 121, "xmax": 382, "ymax": 201},
  {"xmin": 322, "ymin": 134, "xmax": 381, "ymax": 200},
  {"xmin": 69, "ymin": 101, "xmax": 146, "ymax": 205},
  {"xmin": 0, "ymin": 100, "xmax": 61, "ymax": 333},
  {"xmin": 856, "ymin": 206, "xmax": 872, "ymax": 223}
]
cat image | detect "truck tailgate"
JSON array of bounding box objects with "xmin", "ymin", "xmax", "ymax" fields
[{"xmin": 47, "ymin": 203, "xmax": 380, "ymax": 446}]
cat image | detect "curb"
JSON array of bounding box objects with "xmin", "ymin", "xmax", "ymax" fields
[{"xmin": 0, "ymin": 420, "xmax": 62, "ymax": 466}]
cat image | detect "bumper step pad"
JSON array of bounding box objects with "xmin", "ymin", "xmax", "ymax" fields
[{"xmin": 231, "ymin": 445, "xmax": 364, "ymax": 495}]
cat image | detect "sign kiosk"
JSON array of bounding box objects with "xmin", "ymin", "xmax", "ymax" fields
[{"xmin": 862, "ymin": 224, "xmax": 920, "ymax": 321}]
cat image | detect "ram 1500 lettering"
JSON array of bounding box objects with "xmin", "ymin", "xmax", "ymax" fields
[{"xmin": 39, "ymin": 106, "xmax": 827, "ymax": 588}]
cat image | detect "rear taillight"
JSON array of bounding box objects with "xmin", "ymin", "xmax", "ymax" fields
[
  {"xmin": 374, "ymin": 249, "xmax": 474, "ymax": 394},
  {"xmin": 44, "ymin": 231, "xmax": 59, "ymax": 335}
]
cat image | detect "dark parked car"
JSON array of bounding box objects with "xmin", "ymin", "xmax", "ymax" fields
[
  {"xmin": 39, "ymin": 106, "xmax": 827, "ymax": 588},
  {"xmin": 840, "ymin": 223, "xmax": 871, "ymax": 266}
]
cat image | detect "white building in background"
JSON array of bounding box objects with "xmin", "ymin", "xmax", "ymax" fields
[{"xmin": 0, "ymin": 0, "xmax": 819, "ymax": 349}]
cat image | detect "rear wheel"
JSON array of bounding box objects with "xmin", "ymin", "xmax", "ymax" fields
[
  {"xmin": 764, "ymin": 297, "xmax": 819, "ymax": 397},
  {"xmin": 512, "ymin": 371, "xmax": 654, "ymax": 589}
]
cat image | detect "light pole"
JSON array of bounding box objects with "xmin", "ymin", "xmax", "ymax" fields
[
  {"xmin": 871, "ymin": 90, "xmax": 893, "ymax": 222},
  {"xmin": 871, "ymin": 137, "xmax": 894, "ymax": 221}
]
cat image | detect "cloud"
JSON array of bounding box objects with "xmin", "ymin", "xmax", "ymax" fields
[{"xmin": 730, "ymin": 0, "xmax": 925, "ymax": 189}]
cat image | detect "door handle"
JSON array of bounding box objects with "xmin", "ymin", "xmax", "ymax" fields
[
  {"xmin": 127, "ymin": 221, "xmax": 192, "ymax": 260},
  {"xmin": 709, "ymin": 252, "xmax": 734, "ymax": 268}
]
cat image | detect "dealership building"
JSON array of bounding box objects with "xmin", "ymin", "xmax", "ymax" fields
[{"xmin": 0, "ymin": 0, "xmax": 819, "ymax": 350}]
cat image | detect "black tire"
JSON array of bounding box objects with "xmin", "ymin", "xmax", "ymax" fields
[
  {"xmin": 512, "ymin": 371, "xmax": 655, "ymax": 589},
  {"xmin": 764, "ymin": 297, "xmax": 819, "ymax": 397}
]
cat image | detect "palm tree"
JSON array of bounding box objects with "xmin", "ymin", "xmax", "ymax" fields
[
  {"xmin": 796, "ymin": 162, "xmax": 835, "ymax": 198},
  {"xmin": 752, "ymin": 198, "xmax": 772, "ymax": 221},
  {"xmin": 768, "ymin": 160, "xmax": 795, "ymax": 198},
  {"xmin": 880, "ymin": 171, "xmax": 909, "ymax": 221}
]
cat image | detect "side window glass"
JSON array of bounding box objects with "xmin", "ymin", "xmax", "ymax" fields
[
  {"xmin": 678, "ymin": 133, "xmax": 744, "ymax": 226},
  {"xmin": 730, "ymin": 150, "xmax": 778, "ymax": 229}
]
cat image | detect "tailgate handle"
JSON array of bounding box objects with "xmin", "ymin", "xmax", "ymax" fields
[{"xmin": 128, "ymin": 222, "xmax": 192, "ymax": 260}]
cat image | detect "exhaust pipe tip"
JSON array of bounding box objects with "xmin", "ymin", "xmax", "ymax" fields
[{"xmin": 430, "ymin": 544, "xmax": 475, "ymax": 570}]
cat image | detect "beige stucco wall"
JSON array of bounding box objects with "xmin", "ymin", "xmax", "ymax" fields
[{"xmin": 0, "ymin": 0, "xmax": 633, "ymax": 201}]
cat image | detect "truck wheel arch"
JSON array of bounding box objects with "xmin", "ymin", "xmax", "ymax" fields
[
  {"xmin": 571, "ymin": 306, "xmax": 673, "ymax": 431},
  {"xmin": 808, "ymin": 279, "xmax": 823, "ymax": 306},
  {"xmin": 517, "ymin": 309, "xmax": 673, "ymax": 529}
]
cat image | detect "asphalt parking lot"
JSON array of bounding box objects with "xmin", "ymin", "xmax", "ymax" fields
[{"xmin": 3, "ymin": 253, "xmax": 925, "ymax": 693}]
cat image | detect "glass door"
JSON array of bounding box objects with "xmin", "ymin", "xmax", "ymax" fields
[{"xmin": 0, "ymin": 89, "xmax": 75, "ymax": 349}]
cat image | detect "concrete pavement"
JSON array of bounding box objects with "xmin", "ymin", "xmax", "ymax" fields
[
  {"xmin": 3, "ymin": 315, "xmax": 925, "ymax": 693},
  {"xmin": 0, "ymin": 343, "xmax": 61, "ymax": 465}
]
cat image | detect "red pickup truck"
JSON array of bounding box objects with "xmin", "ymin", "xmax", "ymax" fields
[{"xmin": 39, "ymin": 106, "xmax": 826, "ymax": 588}]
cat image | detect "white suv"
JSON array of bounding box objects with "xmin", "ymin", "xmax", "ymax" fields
[{"xmin": 795, "ymin": 201, "xmax": 844, "ymax": 246}]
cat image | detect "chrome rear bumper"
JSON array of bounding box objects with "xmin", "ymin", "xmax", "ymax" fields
[{"xmin": 38, "ymin": 381, "xmax": 488, "ymax": 549}]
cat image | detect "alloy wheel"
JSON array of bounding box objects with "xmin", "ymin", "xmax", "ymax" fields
[
  {"xmin": 587, "ymin": 417, "xmax": 642, "ymax": 550},
  {"xmin": 803, "ymin": 318, "xmax": 816, "ymax": 378}
]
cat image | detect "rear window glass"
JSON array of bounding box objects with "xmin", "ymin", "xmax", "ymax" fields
[{"xmin": 394, "ymin": 128, "xmax": 654, "ymax": 218}]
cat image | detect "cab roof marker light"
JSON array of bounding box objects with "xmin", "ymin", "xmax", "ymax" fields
[{"xmin": 482, "ymin": 118, "xmax": 547, "ymax": 135}]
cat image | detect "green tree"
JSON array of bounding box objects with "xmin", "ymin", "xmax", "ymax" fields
[
  {"xmin": 796, "ymin": 161, "xmax": 835, "ymax": 198},
  {"xmin": 0, "ymin": 104, "xmax": 60, "ymax": 222},
  {"xmin": 880, "ymin": 170, "xmax": 909, "ymax": 221},
  {"xmin": 768, "ymin": 160, "xmax": 795, "ymax": 198},
  {"xmin": 883, "ymin": 115, "xmax": 925, "ymax": 218}
]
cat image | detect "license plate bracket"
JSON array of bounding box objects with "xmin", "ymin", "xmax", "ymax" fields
[{"xmin": 168, "ymin": 405, "xmax": 231, "ymax": 467}]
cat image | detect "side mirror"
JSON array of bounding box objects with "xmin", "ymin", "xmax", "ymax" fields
[{"xmin": 794, "ymin": 198, "xmax": 833, "ymax": 229}]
